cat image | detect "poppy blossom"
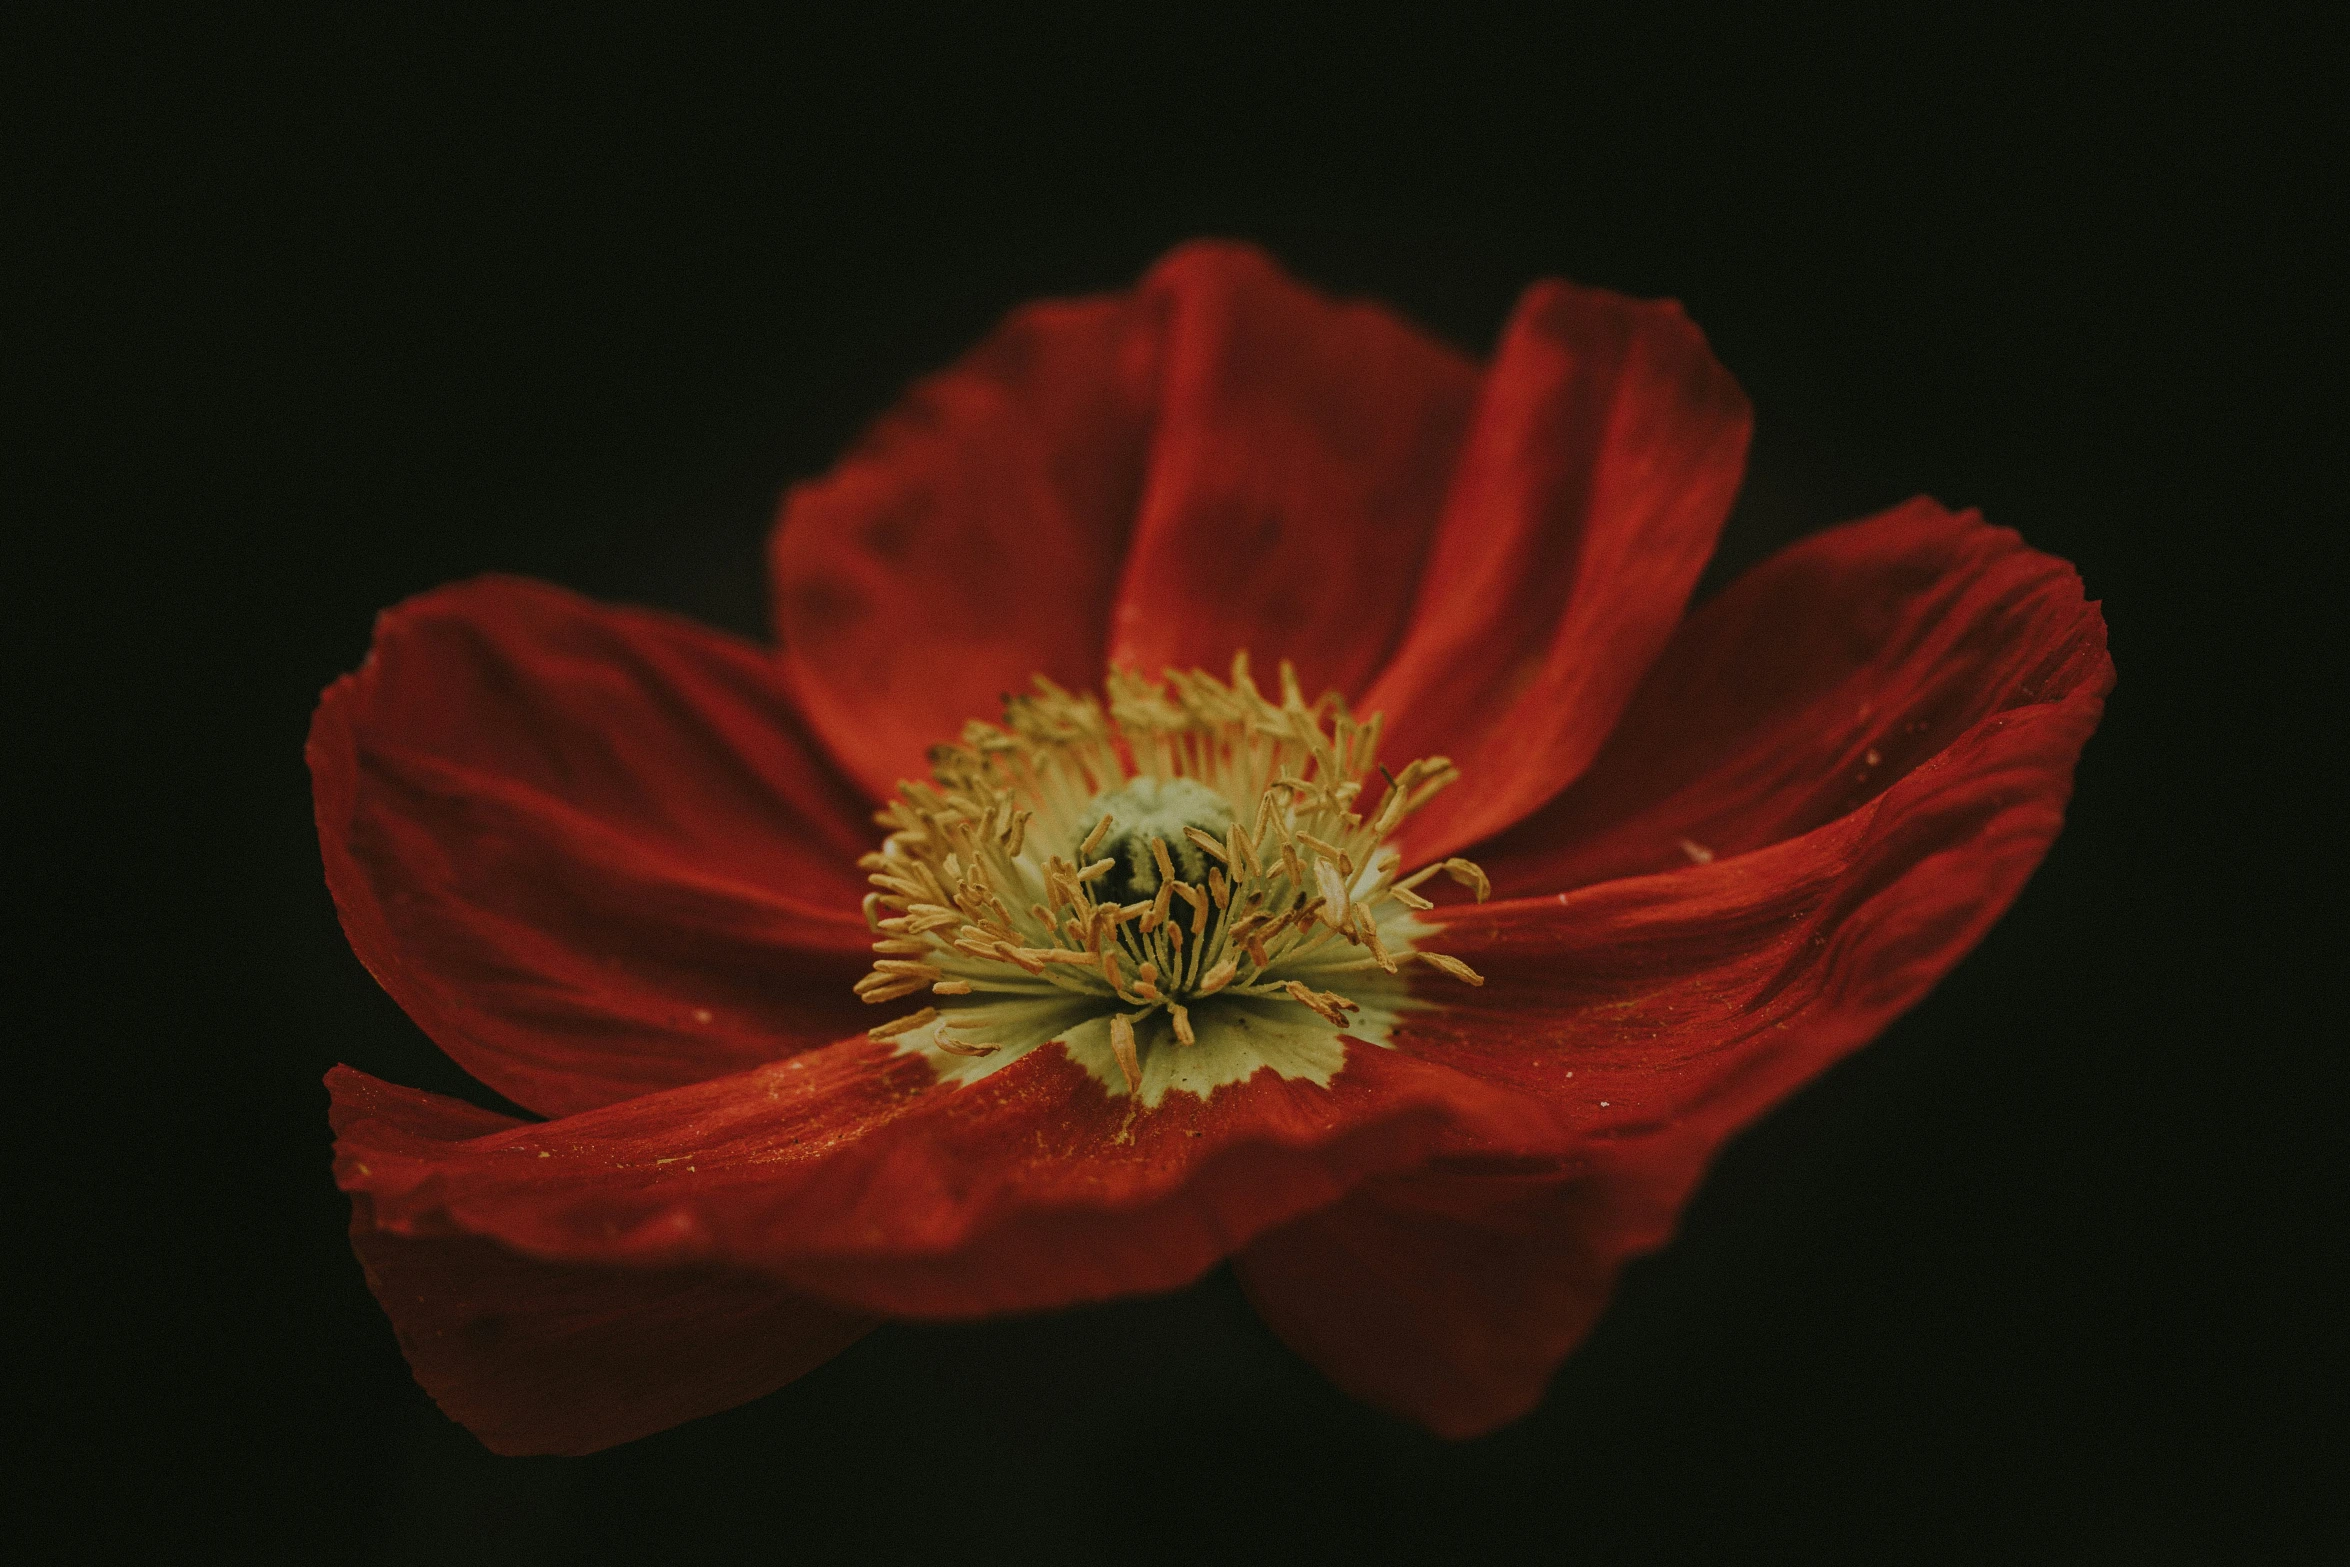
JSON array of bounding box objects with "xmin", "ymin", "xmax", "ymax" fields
[{"xmin": 315, "ymin": 240, "xmax": 2111, "ymax": 1456}]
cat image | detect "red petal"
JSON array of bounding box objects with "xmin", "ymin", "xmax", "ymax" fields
[
  {"xmin": 1412, "ymin": 674, "xmax": 2106, "ymax": 1143},
  {"xmin": 309, "ymin": 577, "xmax": 879, "ymax": 1118},
  {"xmin": 1477, "ymin": 499, "xmax": 2113, "ymax": 894},
  {"xmin": 1235, "ymin": 1160, "xmax": 1659, "ymax": 1439},
  {"xmin": 770, "ymin": 290, "xmax": 1161, "ymax": 798},
  {"xmin": 1368, "ymin": 281, "xmax": 1752, "ymax": 861},
  {"xmin": 1244, "ymin": 616, "xmax": 2108, "ymax": 1436},
  {"xmin": 771, "ymin": 244, "xmax": 1480, "ymax": 792},
  {"xmin": 329, "ymin": 1023, "xmax": 1568, "ymax": 1321},
  {"xmin": 1106, "ymin": 242, "xmax": 1481, "ymax": 699},
  {"xmin": 336, "ymin": 1077, "xmax": 871, "ymax": 1456}
]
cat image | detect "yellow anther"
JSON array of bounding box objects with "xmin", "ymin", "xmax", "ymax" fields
[{"xmin": 866, "ymin": 1007, "xmax": 938, "ymax": 1040}]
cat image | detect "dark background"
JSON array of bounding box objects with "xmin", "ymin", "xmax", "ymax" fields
[{"xmin": 22, "ymin": 9, "xmax": 2340, "ymax": 1563}]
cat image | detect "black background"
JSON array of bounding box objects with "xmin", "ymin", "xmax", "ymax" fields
[{"xmin": 22, "ymin": 9, "xmax": 2340, "ymax": 1563}]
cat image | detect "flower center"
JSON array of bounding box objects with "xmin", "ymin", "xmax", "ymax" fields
[
  {"xmin": 855, "ymin": 654, "xmax": 1488, "ymax": 1107},
  {"xmin": 1081, "ymin": 775, "xmax": 1233, "ymax": 908}
]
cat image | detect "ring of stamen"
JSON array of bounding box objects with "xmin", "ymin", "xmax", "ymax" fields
[{"xmin": 857, "ymin": 653, "xmax": 1487, "ymax": 1100}]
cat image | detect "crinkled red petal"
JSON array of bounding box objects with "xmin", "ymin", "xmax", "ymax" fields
[
  {"xmin": 309, "ymin": 577, "xmax": 879, "ymax": 1118},
  {"xmin": 1476, "ymin": 498, "xmax": 2112, "ymax": 894},
  {"xmin": 1420, "ymin": 662, "xmax": 2107, "ymax": 1127},
  {"xmin": 769, "ymin": 290, "xmax": 1160, "ymax": 799},
  {"xmin": 1368, "ymin": 280, "xmax": 1753, "ymax": 862},
  {"xmin": 769, "ymin": 242, "xmax": 1482, "ymax": 796},
  {"xmin": 1240, "ymin": 600, "xmax": 2109, "ymax": 1435},
  {"xmin": 336, "ymin": 1081, "xmax": 872, "ymax": 1456},
  {"xmin": 1235, "ymin": 1158, "xmax": 1668, "ymax": 1439},
  {"xmin": 329, "ymin": 1019, "xmax": 1567, "ymax": 1326},
  {"xmin": 1105, "ymin": 241, "xmax": 1480, "ymax": 700}
]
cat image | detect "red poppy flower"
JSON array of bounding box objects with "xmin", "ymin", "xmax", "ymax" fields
[{"xmin": 315, "ymin": 240, "xmax": 2110, "ymax": 1456}]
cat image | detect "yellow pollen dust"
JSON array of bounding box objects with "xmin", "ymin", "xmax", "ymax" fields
[{"xmin": 855, "ymin": 653, "xmax": 1488, "ymax": 1091}]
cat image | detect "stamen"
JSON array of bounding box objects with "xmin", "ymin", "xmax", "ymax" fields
[
  {"xmin": 1440, "ymin": 858, "xmax": 1492, "ymax": 902},
  {"xmin": 1282, "ymin": 980, "xmax": 1354, "ymax": 1026},
  {"xmin": 1393, "ymin": 863, "xmax": 1443, "ymax": 894},
  {"xmin": 1230, "ymin": 824, "xmax": 1260, "ymax": 879},
  {"xmin": 1173, "ymin": 881, "xmax": 1208, "ymax": 935},
  {"xmin": 1418, "ymin": 951, "xmax": 1486, "ymax": 986},
  {"xmin": 1109, "ymin": 1013, "xmax": 1142, "ymax": 1094},
  {"xmin": 866, "ymin": 1006, "xmax": 938, "ymax": 1040},
  {"xmin": 1314, "ymin": 859, "xmax": 1351, "ymax": 927},
  {"xmin": 934, "ymin": 1028, "xmax": 999, "ymax": 1058},
  {"xmin": 853, "ymin": 653, "xmax": 1490, "ymax": 1098}
]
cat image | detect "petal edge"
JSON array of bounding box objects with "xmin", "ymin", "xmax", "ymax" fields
[{"xmin": 310, "ymin": 577, "xmax": 877, "ymax": 1118}]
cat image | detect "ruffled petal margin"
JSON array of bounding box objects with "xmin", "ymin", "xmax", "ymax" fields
[
  {"xmin": 1368, "ymin": 279, "xmax": 1753, "ymax": 862},
  {"xmin": 1477, "ymin": 498, "xmax": 2112, "ymax": 894},
  {"xmin": 340, "ymin": 1087, "xmax": 874, "ymax": 1457},
  {"xmin": 309, "ymin": 578, "xmax": 879, "ymax": 1118},
  {"xmin": 331, "ymin": 1036, "xmax": 1565, "ymax": 1320},
  {"xmin": 1237, "ymin": 576, "xmax": 2110, "ymax": 1436},
  {"xmin": 1235, "ymin": 1160, "xmax": 1666, "ymax": 1440},
  {"xmin": 331, "ymin": 1014, "xmax": 1572, "ymax": 1449}
]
